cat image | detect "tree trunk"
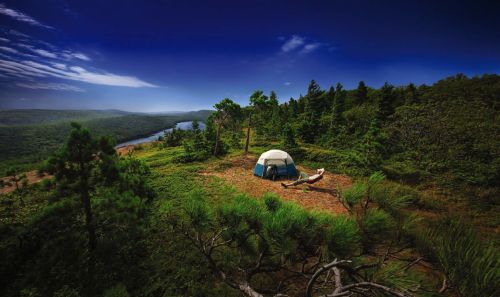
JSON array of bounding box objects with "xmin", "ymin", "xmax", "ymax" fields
[
  {"xmin": 245, "ymin": 113, "xmax": 252, "ymax": 153},
  {"xmin": 82, "ymin": 188, "xmax": 96, "ymax": 297},
  {"xmin": 13, "ymin": 176, "xmax": 19, "ymax": 191},
  {"xmin": 79, "ymin": 165, "xmax": 96, "ymax": 297},
  {"xmin": 214, "ymin": 123, "xmax": 222, "ymax": 156}
]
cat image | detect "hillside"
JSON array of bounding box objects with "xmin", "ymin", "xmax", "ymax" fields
[
  {"xmin": 0, "ymin": 109, "xmax": 129, "ymax": 126},
  {"xmin": 0, "ymin": 109, "xmax": 212, "ymax": 172}
]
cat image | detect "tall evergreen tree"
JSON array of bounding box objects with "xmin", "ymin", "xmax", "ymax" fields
[
  {"xmin": 282, "ymin": 123, "xmax": 297, "ymax": 149},
  {"xmin": 47, "ymin": 122, "xmax": 118, "ymax": 296},
  {"xmin": 212, "ymin": 98, "xmax": 241, "ymax": 156},
  {"xmin": 405, "ymin": 83, "xmax": 419, "ymax": 104},
  {"xmin": 377, "ymin": 82, "xmax": 396, "ymax": 121},
  {"xmin": 329, "ymin": 83, "xmax": 346, "ymax": 133},
  {"xmin": 244, "ymin": 90, "xmax": 268, "ymax": 153},
  {"xmin": 355, "ymin": 81, "xmax": 368, "ymax": 105}
]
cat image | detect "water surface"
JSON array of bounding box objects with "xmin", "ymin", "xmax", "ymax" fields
[{"xmin": 116, "ymin": 121, "xmax": 205, "ymax": 147}]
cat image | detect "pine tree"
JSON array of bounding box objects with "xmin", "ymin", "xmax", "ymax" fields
[
  {"xmin": 213, "ymin": 98, "xmax": 242, "ymax": 156},
  {"xmin": 282, "ymin": 123, "xmax": 297, "ymax": 149},
  {"xmin": 328, "ymin": 83, "xmax": 346, "ymax": 138},
  {"xmin": 46, "ymin": 122, "xmax": 119, "ymax": 296},
  {"xmin": 377, "ymin": 82, "xmax": 396, "ymax": 121},
  {"xmin": 355, "ymin": 81, "xmax": 368, "ymax": 105},
  {"xmin": 405, "ymin": 83, "xmax": 419, "ymax": 104},
  {"xmin": 359, "ymin": 119, "xmax": 387, "ymax": 170},
  {"xmin": 244, "ymin": 91, "xmax": 268, "ymax": 153}
]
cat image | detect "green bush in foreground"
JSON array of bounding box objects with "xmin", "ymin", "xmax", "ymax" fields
[
  {"xmin": 165, "ymin": 189, "xmax": 420, "ymax": 296},
  {"xmin": 424, "ymin": 218, "xmax": 499, "ymax": 297}
]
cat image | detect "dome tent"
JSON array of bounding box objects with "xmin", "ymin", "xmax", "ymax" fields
[{"xmin": 253, "ymin": 149, "xmax": 297, "ymax": 178}]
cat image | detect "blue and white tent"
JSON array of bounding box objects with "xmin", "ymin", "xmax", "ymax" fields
[{"xmin": 253, "ymin": 149, "xmax": 297, "ymax": 178}]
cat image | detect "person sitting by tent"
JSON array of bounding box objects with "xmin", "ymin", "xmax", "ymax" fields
[
  {"xmin": 265, "ymin": 164, "xmax": 278, "ymax": 181},
  {"xmin": 281, "ymin": 168, "xmax": 325, "ymax": 188}
]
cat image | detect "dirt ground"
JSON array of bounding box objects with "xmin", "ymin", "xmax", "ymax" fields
[
  {"xmin": 0, "ymin": 171, "xmax": 51, "ymax": 195},
  {"xmin": 203, "ymin": 155, "xmax": 352, "ymax": 214},
  {"xmin": 1, "ymin": 146, "xmax": 134, "ymax": 195},
  {"xmin": 116, "ymin": 145, "xmax": 136, "ymax": 155}
]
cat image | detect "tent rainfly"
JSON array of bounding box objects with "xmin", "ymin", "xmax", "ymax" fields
[{"xmin": 253, "ymin": 149, "xmax": 298, "ymax": 178}]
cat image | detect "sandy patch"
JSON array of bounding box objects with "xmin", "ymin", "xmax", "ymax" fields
[
  {"xmin": 202, "ymin": 155, "xmax": 351, "ymax": 214},
  {"xmin": 0, "ymin": 171, "xmax": 51, "ymax": 195},
  {"xmin": 116, "ymin": 145, "xmax": 136, "ymax": 156}
]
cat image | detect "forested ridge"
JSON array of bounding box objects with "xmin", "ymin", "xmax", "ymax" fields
[
  {"xmin": 0, "ymin": 74, "xmax": 498, "ymax": 297},
  {"xmin": 0, "ymin": 110, "xmax": 212, "ymax": 172}
]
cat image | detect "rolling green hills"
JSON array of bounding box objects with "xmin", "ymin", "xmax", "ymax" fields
[{"xmin": 0, "ymin": 109, "xmax": 212, "ymax": 172}]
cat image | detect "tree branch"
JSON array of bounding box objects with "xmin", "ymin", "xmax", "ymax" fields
[{"xmin": 330, "ymin": 282, "xmax": 411, "ymax": 297}]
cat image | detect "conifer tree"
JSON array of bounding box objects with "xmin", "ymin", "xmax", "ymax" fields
[
  {"xmin": 213, "ymin": 98, "xmax": 241, "ymax": 156},
  {"xmin": 282, "ymin": 123, "xmax": 297, "ymax": 149},
  {"xmin": 377, "ymin": 82, "xmax": 396, "ymax": 121},
  {"xmin": 405, "ymin": 83, "xmax": 419, "ymax": 104},
  {"xmin": 46, "ymin": 122, "xmax": 119, "ymax": 296},
  {"xmin": 355, "ymin": 80, "xmax": 368, "ymax": 105}
]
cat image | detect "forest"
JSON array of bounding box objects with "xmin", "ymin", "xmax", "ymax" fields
[
  {"xmin": 0, "ymin": 74, "xmax": 499, "ymax": 297},
  {"xmin": 0, "ymin": 110, "xmax": 212, "ymax": 173}
]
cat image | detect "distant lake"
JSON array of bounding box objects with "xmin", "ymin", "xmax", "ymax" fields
[{"xmin": 116, "ymin": 121, "xmax": 206, "ymax": 148}]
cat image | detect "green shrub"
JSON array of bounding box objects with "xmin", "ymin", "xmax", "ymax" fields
[
  {"xmin": 382, "ymin": 159, "xmax": 427, "ymax": 184},
  {"xmin": 103, "ymin": 284, "xmax": 129, "ymax": 297},
  {"xmin": 427, "ymin": 218, "xmax": 499, "ymax": 297}
]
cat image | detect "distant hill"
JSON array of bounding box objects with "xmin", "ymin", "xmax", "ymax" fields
[
  {"xmin": 0, "ymin": 109, "xmax": 213, "ymax": 172},
  {"xmin": 0, "ymin": 109, "xmax": 214, "ymax": 126},
  {"xmin": 0, "ymin": 109, "xmax": 131, "ymax": 126}
]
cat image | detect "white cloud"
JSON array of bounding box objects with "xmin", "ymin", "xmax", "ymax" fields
[
  {"xmin": 301, "ymin": 43, "xmax": 322, "ymax": 54},
  {"xmin": 61, "ymin": 51, "xmax": 91, "ymax": 61},
  {"xmin": 67, "ymin": 65, "xmax": 156, "ymax": 87},
  {"xmin": 0, "ymin": 25, "xmax": 155, "ymax": 89},
  {"xmin": 284, "ymin": 82, "xmax": 291, "ymax": 86},
  {"xmin": 52, "ymin": 62, "xmax": 66, "ymax": 69},
  {"xmin": 0, "ymin": 37, "xmax": 9, "ymax": 42},
  {"xmin": 281, "ymin": 35, "xmax": 305, "ymax": 52},
  {"xmin": 8, "ymin": 29, "xmax": 30, "ymax": 38},
  {"xmin": 16, "ymin": 82, "xmax": 84, "ymax": 92},
  {"xmin": 32, "ymin": 48, "xmax": 57, "ymax": 58},
  {"xmin": 16, "ymin": 43, "xmax": 60, "ymax": 58},
  {"xmin": 70, "ymin": 52, "xmax": 91, "ymax": 61},
  {"xmin": 0, "ymin": 4, "xmax": 52, "ymax": 29},
  {"xmin": 0, "ymin": 46, "xmax": 18, "ymax": 54},
  {"xmin": 0, "ymin": 59, "xmax": 157, "ymax": 88}
]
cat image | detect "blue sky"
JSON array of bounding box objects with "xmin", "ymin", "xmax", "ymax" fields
[{"xmin": 0, "ymin": 0, "xmax": 498, "ymax": 111}]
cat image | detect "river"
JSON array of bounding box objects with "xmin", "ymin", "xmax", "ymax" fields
[{"xmin": 115, "ymin": 121, "xmax": 206, "ymax": 148}]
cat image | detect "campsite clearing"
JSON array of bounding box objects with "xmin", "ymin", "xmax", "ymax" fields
[{"xmin": 202, "ymin": 154, "xmax": 351, "ymax": 214}]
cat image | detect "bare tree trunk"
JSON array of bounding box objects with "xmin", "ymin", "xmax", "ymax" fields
[
  {"xmin": 214, "ymin": 123, "xmax": 222, "ymax": 156},
  {"xmin": 245, "ymin": 113, "xmax": 252, "ymax": 153},
  {"xmin": 82, "ymin": 188, "xmax": 96, "ymax": 297},
  {"xmin": 79, "ymin": 162, "xmax": 96, "ymax": 297}
]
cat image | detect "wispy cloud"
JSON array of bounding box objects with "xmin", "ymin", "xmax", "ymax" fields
[
  {"xmin": 0, "ymin": 26, "xmax": 156, "ymax": 89},
  {"xmin": 16, "ymin": 82, "xmax": 85, "ymax": 92},
  {"xmin": 0, "ymin": 4, "xmax": 52, "ymax": 29},
  {"xmin": 62, "ymin": 51, "xmax": 91, "ymax": 61},
  {"xmin": 0, "ymin": 37, "xmax": 9, "ymax": 42},
  {"xmin": 0, "ymin": 59, "xmax": 157, "ymax": 88},
  {"xmin": 301, "ymin": 42, "xmax": 322, "ymax": 54},
  {"xmin": 0, "ymin": 46, "xmax": 18, "ymax": 54},
  {"xmin": 32, "ymin": 48, "xmax": 57, "ymax": 58},
  {"xmin": 279, "ymin": 35, "xmax": 331, "ymax": 54},
  {"xmin": 284, "ymin": 81, "xmax": 291, "ymax": 86},
  {"xmin": 281, "ymin": 35, "xmax": 305, "ymax": 52}
]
